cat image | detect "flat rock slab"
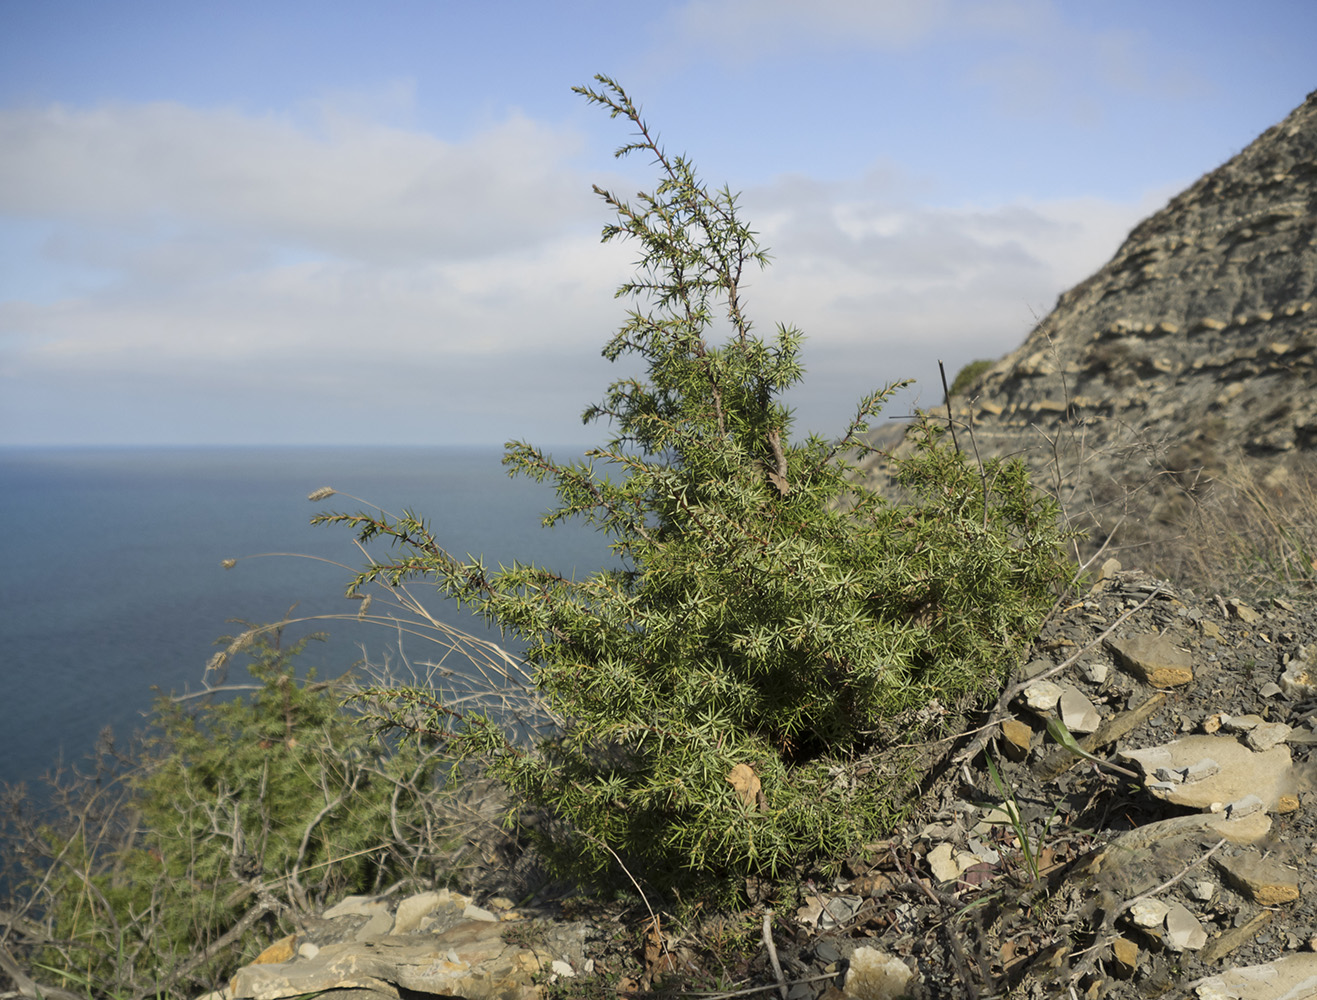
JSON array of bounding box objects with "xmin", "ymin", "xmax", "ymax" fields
[
  {"xmin": 321, "ymin": 896, "xmax": 393, "ymax": 941},
  {"xmin": 1215, "ymin": 852, "xmax": 1301, "ymax": 905},
  {"xmin": 230, "ymin": 922, "xmax": 540, "ymax": 1000},
  {"xmin": 1163, "ymin": 900, "xmax": 1208, "ymax": 952},
  {"xmin": 1106, "ymin": 633, "xmax": 1194, "ymax": 687},
  {"xmin": 1058, "ymin": 684, "xmax": 1101, "ymax": 733},
  {"xmin": 1117, "ymin": 735, "xmax": 1292, "ymax": 812},
  {"xmin": 1192, "ymin": 952, "xmax": 1317, "ymax": 1000},
  {"xmin": 1095, "ymin": 809, "xmax": 1274, "ymax": 860}
]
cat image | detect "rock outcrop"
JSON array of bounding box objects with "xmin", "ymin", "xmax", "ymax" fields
[
  {"xmin": 864, "ymin": 89, "xmax": 1317, "ymax": 572},
  {"xmin": 203, "ymin": 568, "xmax": 1317, "ymax": 1000},
  {"xmin": 201, "ymin": 889, "xmax": 590, "ymax": 1000}
]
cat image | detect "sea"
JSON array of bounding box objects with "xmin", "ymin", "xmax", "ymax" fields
[{"xmin": 0, "ymin": 445, "xmax": 615, "ymax": 796}]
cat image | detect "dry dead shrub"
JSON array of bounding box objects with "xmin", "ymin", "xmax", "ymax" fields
[
  {"xmin": 1149, "ymin": 452, "xmax": 1317, "ymax": 600},
  {"xmin": 0, "ymin": 627, "xmax": 533, "ymax": 1000}
]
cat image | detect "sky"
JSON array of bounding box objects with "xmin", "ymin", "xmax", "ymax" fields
[{"xmin": 1, "ymin": 1, "xmax": 1313, "ymax": 447}]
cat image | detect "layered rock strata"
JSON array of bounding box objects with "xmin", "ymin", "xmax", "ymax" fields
[{"xmin": 863, "ymin": 89, "xmax": 1317, "ymax": 566}]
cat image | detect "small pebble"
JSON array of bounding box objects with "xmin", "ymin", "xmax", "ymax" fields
[
  {"xmin": 1023, "ymin": 680, "xmax": 1064, "ymax": 713},
  {"xmin": 1130, "ymin": 898, "xmax": 1170, "ymax": 928},
  {"xmin": 814, "ymin": 941, "xmax": 842, "ymax": 965},
  {"xmin": 1081, "ymin": 661, "xmax": 1109, "ymax": 684},
  {"xmin": 1224, "ymin": 794, "xmax": 1264, "ymax": 818}
]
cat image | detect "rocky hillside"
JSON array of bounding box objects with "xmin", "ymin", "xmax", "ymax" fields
[
  {"xmin": 207, "ymin": 570, "xmax": 1317, "ymax": 1000},
  {"xmin": 865, "ymin": 89, "xmax": 1317, "ymax": 580}
]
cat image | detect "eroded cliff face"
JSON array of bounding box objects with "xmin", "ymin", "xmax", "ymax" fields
[{"xmin": 863, "ymin": 90, "xmax": 1317, "ymax": 572}]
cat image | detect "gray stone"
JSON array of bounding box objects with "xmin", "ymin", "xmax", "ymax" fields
[
  {"xmin": 1227, "ymin": 599, "xmax": 1262, "ymax": 624},
  {"xmin": 1164, "ymin": 900, "xmax": 1208, "ymax": 952},
  {"xmin": 1220, "ymin": 714, "xmax": 1293, "ymax": 749},
  {"xmin": 391, "ymin": 889, "xmax": 458, "ymax": 935},
  {"xmin": 1129, "ymin": 898, "xmax": 1169, "ymax": 928},
  {"xmin": 796, "ymin": 893, "xmax": 864, "ymax": 930},
  {"xmin": 1216, "ymin": 852, "xmax": 1301, "ymax": 905},
  {"xmin": 1222, "ymin": 794, "xmax": 1265, "ymax": 819},
  {"xmin": 814, "ymin": 940, "xmax": 843, "ymax": 965},
  {"xmin": 1244, "ymin": 722, "xmax": 1292, "ymax": 752},
  {"xmin": 1022, "ymin": 679, "xmax": 1064, "ymax": 713},
  {"xmin": 463, "ymin": 902, "xmax": 499, "ymax": 923},
  {"xmin": 1080, "ymin": 661, "xmax": 1109, "ymax": 684},
  {"xmin": 1155, "ymin": 758, "xmax": 1221, "ymax": 784},
  {"xmin": 322, "ymin": 895, "xmax": 383, "ymax": 920},
  {"xmin": 1058, "ymin": 684, "xmax": 1101, "ymax": 734},
  {"xmin": 1192, "ymin": 952, "xmax": 1317, "ymax": 1000},
  {"xmin": 1221, "ymin": 713, "xmax": 1266, "ymax": 733},
  {"xmin": 819, "ymin": 895, "xmax": 864, "ymax": 929}
]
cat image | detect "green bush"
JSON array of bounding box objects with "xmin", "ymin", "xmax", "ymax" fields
[
  {"xmin": 318, "ymin": 76, "xmax": 1071, "ymax": 904},
  {"xmin": 949, "ymin": 358, "xmax": 995, "ymax": 397}
]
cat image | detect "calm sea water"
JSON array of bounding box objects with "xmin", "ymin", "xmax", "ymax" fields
[{"xmin": 0, "ymin": 446, "xmax": 612, "ymax": 792}]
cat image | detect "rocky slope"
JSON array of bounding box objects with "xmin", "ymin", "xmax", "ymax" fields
[
  {"xmin": 205, "ymin": 569, "xmax": 1317, "ymax": 1000},
  {"xmin": 863, "ymin": 89, "xmax": 1317, "ymax": 579}
]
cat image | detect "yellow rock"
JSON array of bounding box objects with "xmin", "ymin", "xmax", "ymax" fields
[
  {"xmin": 1110, "ymin": 936, "xmax": 1138, "ymax": 978},
  {"xmin": 1219, "ymin": 852, "xmax": 1300, "ymax": 905},
  {"xmin": 252, "ymin": 933, "xmax": 296, "ymax": 965},
  {"xmin": 1000, "ymin": 718, "xmax": 1032, "ymax": 762},
  {"xmin": 1106, "ymin": 634, "xmax": 1194, "ymax": 688}
]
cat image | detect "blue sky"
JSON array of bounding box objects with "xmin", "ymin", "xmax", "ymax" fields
[{"xmin": 1, "ymin": 1, "xmax": 1313, "ymax": 446}]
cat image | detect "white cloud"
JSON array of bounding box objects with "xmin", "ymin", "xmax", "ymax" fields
[
  {"xmin": 0, "ymin": 98, "xmax": 643, "ymax": 442},
  {"xmin": 736, "ymin": 170, "xmax": 1166, "ymax": 427},
  {"xmin": 0, "ymin": 92, "xmax": 1170, "ymax": 444},
  {"xmin": 0, "ymin": 100, "xmax": 594, "ymax": 264},
  {"xmin": 3, "ymin": 233, "xmax": 633, "ymax": 365},
  {"xmin": 745, "ymin": 169, "xmax": 1160, "ymax": 336}
]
